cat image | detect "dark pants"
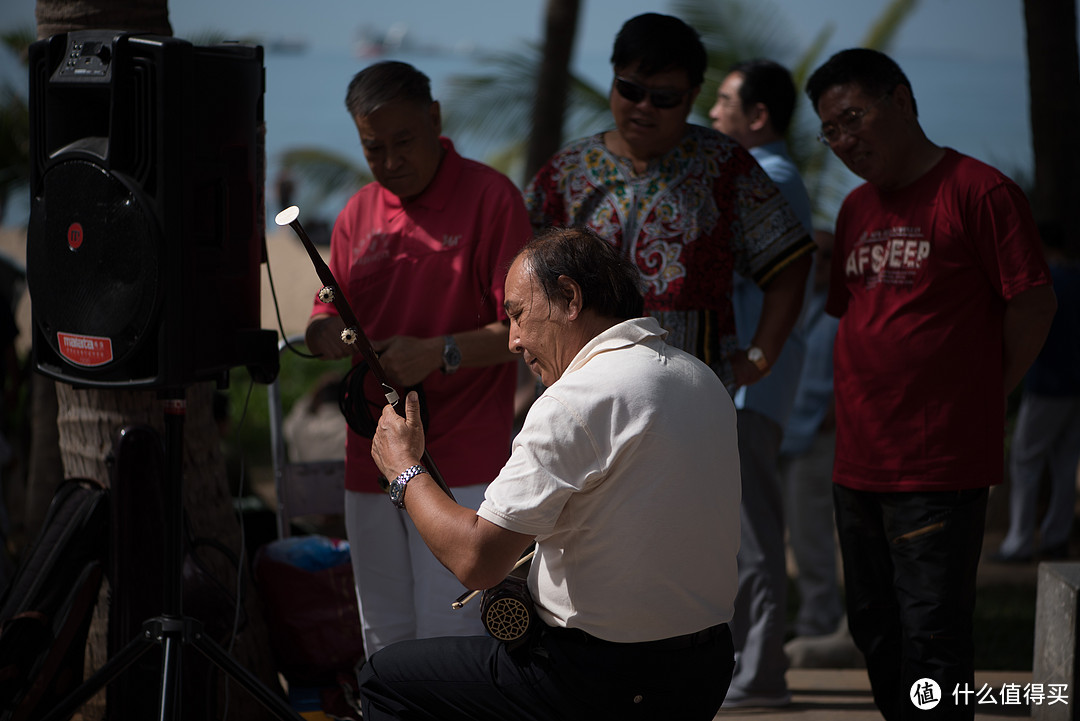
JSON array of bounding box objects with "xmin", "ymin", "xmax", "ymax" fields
[
  {"xmin": 358, "ymin": 623, "xmax": 735, "ymax": 720},
  {"xmin": 833, "ymin": 485, "xmax": 987, "ymax": 721}
]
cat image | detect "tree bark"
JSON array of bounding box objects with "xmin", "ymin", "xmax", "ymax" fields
[
  {"xmin": 36, "ymin": 0, "xmax": 173, "ymax": 38},
  {"xmin": 1023, "ymin": 0, "xmax": 1080, "ymax": 253},
  {"xmin": 524, "ymin": 0, "xmax": 581, "ymax": 182},
  {"xmin": 23, "ymin": 372, "xmax": 61, "ymax": 539},
  {"xmin": 31, "ymin": 2, "xmax": 280, "ymax": 718}
]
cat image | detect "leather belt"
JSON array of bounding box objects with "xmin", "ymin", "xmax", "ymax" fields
[{"xmin": 546, "ymin": 622, "xmax": 729, "ymax": 651}]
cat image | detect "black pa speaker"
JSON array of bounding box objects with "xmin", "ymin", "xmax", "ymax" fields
[{"xmin": 27, "ymin": 30, "xmax": 278, "ymax": 389}]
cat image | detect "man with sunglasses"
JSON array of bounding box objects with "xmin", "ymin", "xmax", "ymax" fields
[
  {"xmin": 806, "ymin": 48, "xmax": 1056, "ymax": 720},
  {"xmin": 525, "ymin": 13, "xmax": 813, "ymax": 396}
]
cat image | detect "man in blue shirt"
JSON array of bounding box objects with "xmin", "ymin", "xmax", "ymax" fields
[{"xmin": 710, "ymin": 58, "xmax": 813, "ymax": 708}]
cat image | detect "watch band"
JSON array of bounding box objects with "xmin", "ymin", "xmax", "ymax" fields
[
  {"xmin": 442, "ymin": 334, "xmax": 461, "ymax": 375},
  {"xmin": 389, "ymin": 464, "xmax": 427, "ymax": 509},
  {"xmin": 747, "ymin": 346, "xmax": 770, "ymax": 374}
]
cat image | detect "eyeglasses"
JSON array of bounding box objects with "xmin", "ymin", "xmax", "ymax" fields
[
  {"xmin": 613, "ymin": 76, "xmax": 690, "ymax": 110},
  {"xmin": 817, "ymin": 95, "xmax": 889, "ymax": 146}
]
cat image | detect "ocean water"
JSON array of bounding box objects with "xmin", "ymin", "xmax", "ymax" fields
[{"xmin": 0, "ymin": 41, "xmax": 1033, "ymax": 228}]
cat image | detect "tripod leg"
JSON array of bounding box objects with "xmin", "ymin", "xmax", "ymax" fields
[
  {"xmin": 158, "ymin": 625, "xmax": 183, "ymax": 721},
  {"xmin": 38, "ymin": 629, "xmax": 157, "ymax": 721},
  {"xmin": 189, "ymin": 627, "xmax": 305, "ymax": 721}
]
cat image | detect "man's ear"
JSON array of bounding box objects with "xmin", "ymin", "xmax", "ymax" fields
[
  {"xmin": 557, "ymin": 275, "xmax": 584, "ymax": 320},
  {"xmin": 683, "ymin": 86, "xmax": 702, "ymax": 119},
  {"xmin": 748, "ymin": 102, "xmax": 770, "ymax": 133},
  {"xmin": 429, "ymin": 100, "xmax": 442, "ymax": 135},
  {"xmin": 886, "ymin": 84, "xmax": 916, "ymax": 120}
]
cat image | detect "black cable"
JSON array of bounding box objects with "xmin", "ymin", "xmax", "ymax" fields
[
  {"xmin": 263, "ymin": 234, "xmax": 320, "ymax": 360},
  {"xmin": 338, "ymin": 361, "xmax": 430, "ymax": 439}
]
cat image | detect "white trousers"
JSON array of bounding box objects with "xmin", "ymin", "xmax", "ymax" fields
[
  {"xmin": 781, "ymin": 429, "xmax": 843, "ymax": 637},
  {"xmin": 999, "ymin": 394, "xmax": 1080, "ymax": 556},
  {"xmin": 345, "ymin": 485, "xmax": 489, "ymax": 656}
]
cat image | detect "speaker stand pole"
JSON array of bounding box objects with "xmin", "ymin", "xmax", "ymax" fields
[{"xmin": 42, "ymin": 390, "xmax": 305, "ymax": 721}]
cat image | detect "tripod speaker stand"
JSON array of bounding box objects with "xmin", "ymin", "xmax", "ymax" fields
[{"xmin": 41, "ymin": 390, "xmax": 304, "ymax": 721}]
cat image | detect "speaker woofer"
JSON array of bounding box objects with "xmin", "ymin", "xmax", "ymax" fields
[{"xmin": 28, "ymin": 158, "xmax": 161, "ymax": 370}]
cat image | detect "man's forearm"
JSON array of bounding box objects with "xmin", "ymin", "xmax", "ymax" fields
[
  {"xmin": 397, "ymin": 472, "xmax": 532, "ymax": 590},
  {"xmin": 1002, "ymin": 283, "xmax": 1057, "ymax": 394},
  {"xmin": 753, "ymin": 253, "xmax": 812, "ymax": 360},
  {"xmin": 453, "ymin": 320, "xmax": 515, "ymax": 368}
]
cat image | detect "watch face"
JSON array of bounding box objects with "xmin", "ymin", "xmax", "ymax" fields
[
  {"xmin": 443, "ymin": 336, "xmax": 462, "ymax": 372},
  {"xmin": 747, "ymin": 347, "xmax": 769, "ymax": 372},
  {"xmin": 389, "ymin": 481, "xmax": 405, "ymax": 507}
]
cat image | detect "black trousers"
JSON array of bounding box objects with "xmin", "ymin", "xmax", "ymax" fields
[
  {"xmin": 358, "ymin": 622, "xmax": 735, "ymax": 720},
  {"xmin": 833, "ymin": 485, "xmax": 988, "ymax": 721}
]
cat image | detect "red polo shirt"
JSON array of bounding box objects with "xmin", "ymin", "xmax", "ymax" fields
[{"xmin": 311, "ymin": 138, "xmax": 532, "ymax": 493}]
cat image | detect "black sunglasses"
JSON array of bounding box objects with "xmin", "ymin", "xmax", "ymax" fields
[{"xmin": 613, "ymin": 76, "xmax": 689, "ymax": 109}]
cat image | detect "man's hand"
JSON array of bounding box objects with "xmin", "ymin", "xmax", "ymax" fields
[
  {"xmin": 304, "ymin": 314, "xmax": 353, "ymax": 359},
  {"xmin": 730, "ymin": 348, "xmax": 769, "ymax": 388},
  {"xmin": 372, "ymin": 390, "xmax": 427, "ymax": 481},
  {"xmin": 372, "ymin": 335, "xmax": 443, "ymax": 387}
]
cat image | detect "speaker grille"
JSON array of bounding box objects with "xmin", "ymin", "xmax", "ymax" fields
[{"xmin": 28, "ymin": 159, "xmax": 161, "ymax": 369}]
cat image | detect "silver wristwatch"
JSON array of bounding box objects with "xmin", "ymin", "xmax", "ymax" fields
[
  {"xmin": 389, "ymin": 464, "xmax": 427, "ymax": 509},
  {"xmin": 442, "ymin": 334, "xmax": 461, "ymax": 374}
]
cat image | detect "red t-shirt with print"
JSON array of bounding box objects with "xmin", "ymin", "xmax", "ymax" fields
[{"xmin": 828, "ymin": 149, "xmax": 1051, "ymax": 492}]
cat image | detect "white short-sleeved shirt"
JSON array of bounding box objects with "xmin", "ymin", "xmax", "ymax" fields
[{"xmin": 479, "ymin": 317, "xmax": 741, "ymax": 642}]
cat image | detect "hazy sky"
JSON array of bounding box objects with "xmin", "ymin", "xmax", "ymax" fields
[
  {"xmin": 0, "ymin": 0, "xmax": 1049, "ymax": 220},
  {"xmin": 2, "ymin": 0, "xmax": 1032, "ymax": 62}
]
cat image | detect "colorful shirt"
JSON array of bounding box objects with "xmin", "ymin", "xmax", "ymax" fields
[{"xmin": 525, "ymin": 126, "xmax": 812, "ymax": 386}]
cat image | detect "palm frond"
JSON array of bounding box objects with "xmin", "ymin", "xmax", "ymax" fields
[
  {"xmin": 0, "ymin": 28, "xmax": 35, "ymax": 65},
  {"xmin": 441, "ymin": 46, "xmax": 543, "ymax": 155},
  {"xmin": 673, "ymin": 0, "xmax": 802, "ymax": 119},
  {"xmin": 790, "ymin": 24, "xmax": 834, "ymax": 92},
  {"xmin": 861, "ymin": 0, "xmax": 921, "ymax": 52},
  {"xmin": 0, "ymin": 83, "xmax": 29, "ymax": 224},
  {"xmin": 279, "ymin": 146, "xmax": 371, "ymax": 206},
  {"xmin": 441, "ymin": 44, "xmax": 611, "ymax": 175}
]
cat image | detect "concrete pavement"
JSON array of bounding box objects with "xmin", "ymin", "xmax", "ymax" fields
[{"xmin": 715, "ymin": 669, "xmax": 1035, "ymax": 720}]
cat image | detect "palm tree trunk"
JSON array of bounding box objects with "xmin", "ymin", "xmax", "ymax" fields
[
  {"xmin": 1024, "ymin": 0, "xmax": 1080, "ymax": 252},
  {"xmin": 36, "ymin": 0, "xmax": 173, "ymax": 38},
  {"xmin": 23, "ymin": 372, "xmax": 61, "ymax": 538},
  {"xmin": 524, "ymin": 0, "xmax": 581, "ymax": 182}
]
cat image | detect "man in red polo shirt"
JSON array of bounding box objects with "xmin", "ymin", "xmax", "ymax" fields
[{"xmin": 305, "ymin": 60, "xmax": 531, "ymax": 656}]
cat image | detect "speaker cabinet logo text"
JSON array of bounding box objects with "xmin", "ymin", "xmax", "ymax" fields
[{"xmin": 57, "ymin": 332, "xmax": 113, "ymax": 366}]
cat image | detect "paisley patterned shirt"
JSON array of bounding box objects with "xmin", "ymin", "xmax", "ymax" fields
[{"xmin": 525, "ymin": 125, "xmax": 813, "ymax": 386}]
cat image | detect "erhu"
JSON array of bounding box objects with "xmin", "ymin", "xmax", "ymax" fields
[
  {"xmin": 275, "ymin": 206, "xmax": 535, "ymax": 645},
  {"xmin": 274, "ymin": 205, "xmax": 453, "ymax": 498}
]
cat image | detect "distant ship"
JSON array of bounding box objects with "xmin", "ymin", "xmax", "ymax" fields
[
  {"xmin": 353, "ymin": 23, "xmax": 408, "ymax": 58},
  {"xmin": 267, "ymin": 36, "xmax": 309, "ymax": 54}
]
